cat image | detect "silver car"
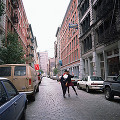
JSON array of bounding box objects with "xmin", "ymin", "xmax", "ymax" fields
[{"xmin": 77, "ymin": 76, "xmax": 104, "ymax": 92}]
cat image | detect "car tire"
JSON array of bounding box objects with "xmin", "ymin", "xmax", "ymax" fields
[
  {"xmin": 31, "ymin": 91, "xmax": 35, "ymax": 101},
  {"xmin": 86, "ymin": 86, "xmax": 90, "ymax": 93},
  {"xmin": 77, "ymin": 84, "xmax": 81, "ymax": 90},
  {"xmin": 105, "ymin": 87, "xmax": 114, "ymax": 100},
  {"xmin": 36, "ymin": 86, "xmax": 39, "ymax": 92}
]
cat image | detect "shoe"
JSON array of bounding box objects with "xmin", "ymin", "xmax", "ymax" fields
[
  {"xmin": 68, "ymin": 93, "xmax": 70, "ymax": 97},
  {"xmin": 76, "ymin": 93, "xmax": 78, "ymax": 96},
  {"xmin": 63, "ymin": 95, "xmax": 66, "ymax": 98}
]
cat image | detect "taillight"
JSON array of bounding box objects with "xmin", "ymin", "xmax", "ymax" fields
[
  {"xmin": 29, "ymin": 79, "xmax": 31, "ymax": 85},
  {"xmin": 38, "ymin": 76, "xmax": 40, "ymax": 80},
  {"xmin": 71, "ymin": 80, "xmax": 75, "ymax": 81}
]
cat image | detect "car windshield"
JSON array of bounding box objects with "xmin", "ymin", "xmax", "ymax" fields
[
  {"xmin": 74, "ymin": 76, "xmax": 79, "ymax": 79},
  {"xmin": 0, "ymin": 67, "xmax": 11, "ymax": 76},
  {"xmin": 90, "ymin": 76, "xmax": 104, "ymax": 81}
]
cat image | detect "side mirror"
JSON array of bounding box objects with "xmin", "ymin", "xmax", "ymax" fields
[{"xmin": 113, "ymin": 77, "xmax": 117, "ymax": 81}]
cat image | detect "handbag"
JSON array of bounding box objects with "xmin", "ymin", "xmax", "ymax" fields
[{"xmin": 67, "ymin": 82, "xmax": 74, "ymax": 86}]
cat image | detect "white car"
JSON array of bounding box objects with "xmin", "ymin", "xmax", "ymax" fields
[
  {"xmin": 71, "ymin": 76, "xmax": 80, "ymax": 86},
  {"xmin": 77, "ymin": 76, "xmax": 104, "ymax": 92}
]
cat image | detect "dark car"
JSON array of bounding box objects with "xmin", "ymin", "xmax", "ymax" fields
[
  {"xmin": 103, "ymin": 75, "xmax": 120, "ymax": 100},
  {"xmin": 0, "ymin": 77, "xmax": 27, "ymax": 120}
]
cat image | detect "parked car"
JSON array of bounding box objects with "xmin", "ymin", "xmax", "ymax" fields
[
  {"xmin": 71, "ymin": 76, "xmax": 80, "ymax": 86},
  {"xmin": 77, "ymin": 76, "xmax": 104, "ymax": 92},
  {"xmin": 0, "ymin": 64, "xmax": 39, "ymax": 101},
  {"xmin": 103, "ymin": 75, "xmax": 120, "ymax": 100},
  {"xmin": 0, "ymin": 77, "xmax": 27, "ymax": 120}
]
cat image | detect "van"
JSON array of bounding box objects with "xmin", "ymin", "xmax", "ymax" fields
[{"xmin": 0, "ymin": 64, "xmax": 39, "ymax": 101}]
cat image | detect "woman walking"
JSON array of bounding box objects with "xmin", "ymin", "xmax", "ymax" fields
[
  {"xmin": 65, "ymin": 70, "xmax": 78, "ymax": 97},
  {"xmin": 60, "ymin": 70, "xmax": 68, "ymax": 98}
]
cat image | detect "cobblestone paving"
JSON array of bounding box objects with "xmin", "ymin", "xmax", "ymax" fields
[{"xmin": 26, "ymin": 77, "xmax": 120, "ymax": 120}]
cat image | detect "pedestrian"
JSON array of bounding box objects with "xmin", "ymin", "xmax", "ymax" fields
[
  {"xmin": 65, "ymin": 70, "xmax": 78, "ymax": 97},
  {"xmin": 60, "ymin": 69, "xmax": 68, "ymax": 98}
]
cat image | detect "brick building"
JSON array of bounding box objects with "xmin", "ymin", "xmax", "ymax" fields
[
  {"xmin": 0, "ymin": 0, "xmax": 38, "ymax": 65},
  {"xmin": 60, "ymin": 0, "xmax": 80, "ymax": 77},
  {"xmin": 5, "ymin": 0, "xmax": 29, "ymax": 56}
]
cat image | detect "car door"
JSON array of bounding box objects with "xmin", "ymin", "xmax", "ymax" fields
[
  {"xmin": 2, "ymin": 80, "xmax": 24, "ymax": 120},
  {"xmin": 81, "ymin": 77, "xmax": 87, "ymax": 89},
  {"xmin": 0, "ymin": 81, "xmax": 15, "ymax": 120},
  {"xmin": 83, "ymin": 77, "xmax": 88, "ymax": 89},
  {"xmin": 112, "ymin": 75, "xmax": 120, "ymax": 94},
  {"xmin": 79, "ymin": 78, "xmax": 84, "ymax": 88}
]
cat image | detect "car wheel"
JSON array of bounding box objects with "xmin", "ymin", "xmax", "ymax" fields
[
  {"xmin": 86, "ymin": 86, "xmax": 90, "ymax": 93},
  {"xmin": 77, "ymin": 84, "xmax": 80, "ymax": 90},
  {"xmin": 105, "ymin": 87, "xmax": 114, "ymax": 100},
  {"xmin": 31, "ymin": 91, "xmax": 35, "ymax": 101},
  {"xmin": 36, "ymin": 86, "xmax": 39, "ymax": 92}
]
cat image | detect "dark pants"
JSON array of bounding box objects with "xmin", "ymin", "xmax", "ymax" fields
[
  {"xmin": 61, "ymin": 82, "xmax": 67, "ymax": 96},
  {"xmin": 67, "ymin": 85, "xmax": 77, "ymax": 94}
]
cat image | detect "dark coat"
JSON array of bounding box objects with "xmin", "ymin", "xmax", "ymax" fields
[{"xmin": 66, "ymin": 74, "xmax": 74, "ymax": 83}]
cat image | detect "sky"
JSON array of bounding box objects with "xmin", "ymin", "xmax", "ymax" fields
[{"xmin": 23, "ymin": 0, "xmax": 70, "ymax": 58}]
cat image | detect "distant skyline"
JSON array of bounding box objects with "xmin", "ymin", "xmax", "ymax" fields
[{"xmin": 23, "ymin": 0, "xmax": 70, "ymax": 58}]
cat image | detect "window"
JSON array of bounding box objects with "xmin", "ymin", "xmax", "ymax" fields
[
  {"xmin": 3, "ymin": 81, "xmax": 18, "ymax": 99},
  {"xmin": 0, "ymin": 67, "xmax": 11, "ymax": 76},
  {"xmin": 0, "ymin": 82, "xmax": 8, "ymax": 106},
  {"xmin": 81, "ymin": 14, "xmax": 90, "ymax": 33},
  {"xmin": 77, "ymin": 49, "xmax": 78, "ymax": 59},
  {"xmin": 72, "ymin": 40, "xmax": 73, "ymax": 48},
  {"xmin": 76, "ymin": 35, "xmax": 78, "ymax": 45},
  {"xmin": 70, "ymin": 42, "xmax": 71, "ymax": 50},
  {"xmin": 83, "ymin": 35, "xmax": 92, "ymax": 53},
  {"xmin": 108, "ymin": 57, "xmax": 120, "ymax": 76},
  {"xmin": 117, "ymin": 76, "xmax": 120, "ymax": 82},
  {"xmin": 74, "ymin": 37, "xmax": 75, "ymax": 47},
  {"xmin": 14, "ymin": 66, "xmax": 26, "ymax": 76},
  {"xmin": 90, "ymin": 76, "xmax": 104, "ymax": 81}
]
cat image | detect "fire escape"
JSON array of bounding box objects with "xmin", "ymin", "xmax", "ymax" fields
[
  {"xmin": 94, "ymin": 0, "xmax": 120, "ymax": 44},
  {"xmin": 11, "ymin": 0, "xmax": 19, "ymax": 24}
]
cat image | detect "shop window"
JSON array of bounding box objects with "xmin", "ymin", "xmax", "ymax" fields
[
  {"xmin": 107, "ymin": 51, "xmax": 112, "ymax": 56},
  {"xmin": 108, "ymin": 57, "xmax": 120, "ymax": 76},
  {"xmin": 114, "ymin": 48, "xmax": 119, "ymax": 54}
]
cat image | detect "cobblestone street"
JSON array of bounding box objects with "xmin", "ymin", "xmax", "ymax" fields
[{"xmin": 26, "ymin": 77, "xmax": 120, "ymax": 120}]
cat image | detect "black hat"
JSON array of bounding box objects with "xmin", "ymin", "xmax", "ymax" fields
[{"xmin": 64, "ymin": 69, "xmax": 69, "ymax": 72}]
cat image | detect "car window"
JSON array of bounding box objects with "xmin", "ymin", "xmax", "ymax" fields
[
  {"xmin": 90, "ymin": 76, "xmax": 104, "ymax": 81},
  {"xmin": 74, "ymin": 76, "xmax": 79, "ymax": 79},
  {"xmin": 14, "ymin": 66, "xmax": 26, "ymax": 76},
  {"xmin": 0, "ymin": 82, "xmax": 8, "ymax": 106},
  {"xmin": 117, "ymin": 76, "xmax": 120, "ymax": 82},
  {"xmin": 82, "ymin": 77, "xmax": 87, "ymax": 81},
  {"xmin": 3, "ymin": 81, "xmax": 18, "ymax": 99},
  {"xmin": 85, "ymin": 77, "xmax": 88, "ymax": 81},
  {"xmin": 0, "ymin": 67, "xmax": 11, "ymax": 76}
]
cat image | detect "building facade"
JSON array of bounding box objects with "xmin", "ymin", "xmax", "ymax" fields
[
  {"xmin": 26, "ymin": 24, "xmax": 38, "ymax": 67},
  {"xmin": 78, "ymin": 0, "xmax": 120, "ymax": 80},
  {"xmin": 48, "ymin": 57, "xmax": 55, "ymax": 77},
  {"xmin": 5, "ymin": 0, "xmax": 29, "ymax": 56},
  {"xmin": 60, "ymin": 0, "xmax": 80, "ymax": 77},
  {"xmin": 55, "ymin": 27, "xmax": 61, "ymax": 76},
  {"xmin": 39, "ymin": 51, "xmax": 48, "ymax": 75},
  {"xmin": 0, "ymin": 0, "xmax": 38, "ymax": 65},
  {"xmin": 0, "ymin": 0, "xmax": 6, "ymax": 47}
]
